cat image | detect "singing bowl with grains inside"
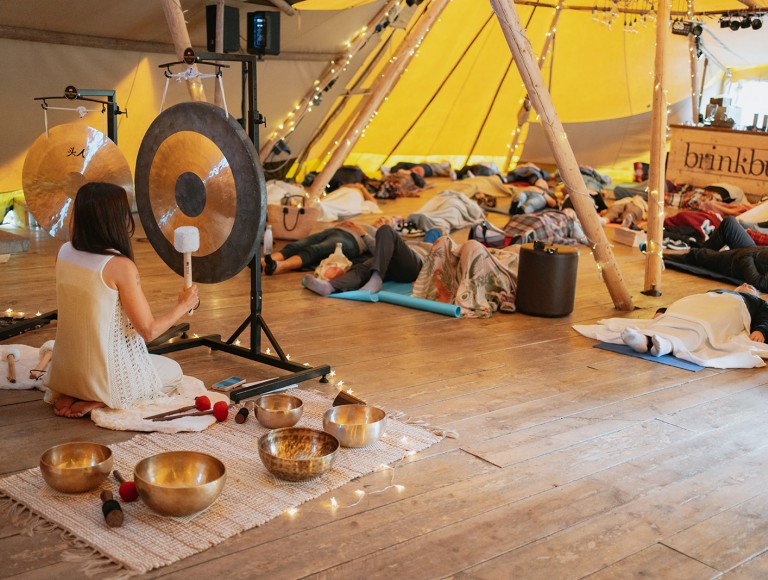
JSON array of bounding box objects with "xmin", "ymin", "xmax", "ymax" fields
[
  {"xmin": 323, "ymin": 404, "xmax": 387, "ymax": 447},
  {"xmin": 39, "ymin": 442, "xmax": 113, "ymax": 493},
  {"xmin": 253, "ymin": 393, "xmax": 304, "ymax": 429},
  {"xmin": 258, "ymin": 427, "xmax": 339, "ymax": 481},
  {"xmin": 133, "ymin": 451, "xmax": 226, "ymax": 517}
]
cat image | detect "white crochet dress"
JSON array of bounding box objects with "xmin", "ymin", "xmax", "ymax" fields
[{"xmin": 45, "ymin": 243, "xmax": 163, "ymax": 409}]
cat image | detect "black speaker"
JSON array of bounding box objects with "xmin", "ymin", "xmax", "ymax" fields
[
  {"xmin": 206, "ymin": 5, "xmax": 240, "ymax": 53},
  {"xmin": 247, "ymin": 11, "xmax": 280, "ymax": 56}
]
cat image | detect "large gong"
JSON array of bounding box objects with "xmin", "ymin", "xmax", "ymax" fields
[
  {"xmin": 135, "ymin": 102, "xmax": 265, "ymax": 284},
  {"xmin": 22, "ymin": 125, "xmax": 134, "ymax": 241}
]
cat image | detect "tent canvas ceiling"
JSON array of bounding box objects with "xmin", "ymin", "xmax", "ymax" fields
[{"xmin": 1, "ymin": 0, "xmax": 767, "ymax": 192}]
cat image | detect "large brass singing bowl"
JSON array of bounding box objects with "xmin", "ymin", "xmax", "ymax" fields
[
  {"xmin": 254, "ymin": 394, "xmax": 304, "ymax": 429},
  {"xmin": 133, "ymin": 451, "xmax": 226, "ymax": 517},
  {"xmin": 39, "ymin": 442, "xmax": 113, "ymax": 493},
  {"xmin": 258, "ymin": 428, "xmax": 339, "ymax": 482},
  {"xmin": 323, "ymin": 404, "xmax": 387, "ymax": 448}
]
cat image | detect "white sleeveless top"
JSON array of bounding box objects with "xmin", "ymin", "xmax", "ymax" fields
[{"xmin": 45, "ymin": 243, "xmax": 163, "ymax": 409}]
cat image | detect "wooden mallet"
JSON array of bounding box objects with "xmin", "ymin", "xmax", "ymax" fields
[
  {"xmin": 3, "ymin": 346, "xmax": 20, "ymax": 384},
  {"xmin": 100, "ymin": 490, "xmax": 124, "ymax": 528},
  {"xmin": 30, "ymin": 340, "xmax": 54, "ymax": 380},
  {"xmin": 173, "ymin": 226, "xmax": 200, "ymax": 315}
]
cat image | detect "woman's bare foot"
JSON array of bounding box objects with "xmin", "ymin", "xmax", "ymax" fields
[
  {"xmin": 53, "ymin": 395, "xmax": 76, "ymax": 417},
  {"xmin": 65, "ymin": 400, "xmax": 106, "ymax": 418}
]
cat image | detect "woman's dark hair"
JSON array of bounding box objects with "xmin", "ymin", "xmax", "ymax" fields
[{"xmin": 70, "ymin": 182, "xmax": 135, "ymax": 260}]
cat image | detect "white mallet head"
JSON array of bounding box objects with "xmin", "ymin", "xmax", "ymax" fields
[
  {"xmin": 173, "ymin": 226, "xmax": 200, "ymax": 254},
  {"xmin": 40, "ymin": 340, "xmax": 55, "ymax": 355},
  {"xmin": 3, "ymin": 346, "xmax": 21, "ymax": 361}
]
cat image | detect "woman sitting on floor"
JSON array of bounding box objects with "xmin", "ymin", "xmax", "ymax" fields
[{"xmin": 45, "ymin": 183, "xmax": 199, "ymax": 418}]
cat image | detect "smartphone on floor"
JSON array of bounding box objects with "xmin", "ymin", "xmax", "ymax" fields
[{"xmin": 211, "ymin": 376, "xmax": 246, "ymax": 392}]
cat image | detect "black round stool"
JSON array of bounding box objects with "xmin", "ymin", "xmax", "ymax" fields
[{"xmin": 515, "ymin": 242, "xmax": 579, "ymax": 317}]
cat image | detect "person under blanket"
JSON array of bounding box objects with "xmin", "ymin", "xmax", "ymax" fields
[
  {"xmin": 45, "ymin": 183, "xmax": 199, "ymax": 418},
  {"xmin": 502, "ymin": 208, "xmax": 588, "ymax": 246},
  {"xmin": 264, "ymin": 221, "xmax": 375, "ymax": 275},
  {"xmin": 317, "ymin": 184, "xmax": 382, "ymax": 222},
  {"xmin": 402, "ymin": 190, "xmax": 486, "ymax": 234},
  {"xmin": 602, "ymin": 195, "xmax": 647, "ymax": 227},
  {"xmin": 302, "ymin": 219, "xmax": 429, "ymax": 295},
  {"xmin": 412, "ymin": 237, "xmax": 518, "ymax": 318},
  {"xmin": 383, "ymin": 161, "xmax": 455, "ymax": 179},
  {"xmin": 574, "ymin": 285, "xmax": 768, "ymax": 369},
  {"xmin": 675, "ymin": 216, "xmax": 768, "ymax": 291}
]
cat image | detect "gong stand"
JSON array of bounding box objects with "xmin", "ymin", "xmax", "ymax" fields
[
  {"xmin": 136, "ymin": 92, "xmax": 329, "ymax": 401},
  {"xmin": 0, "ymin": 88, "xmax": 126, "ymax": 342},
  {"xmin": 148, "ymin": 254, "xmax": 331, "ymax": 402}
]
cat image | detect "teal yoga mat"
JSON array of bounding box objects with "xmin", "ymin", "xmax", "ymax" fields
[{"xmin": 330, "ymin": 281, "xmax": 461, "ymax": 317}]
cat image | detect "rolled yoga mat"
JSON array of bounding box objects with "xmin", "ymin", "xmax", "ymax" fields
[{"xmin": 330, "ymin": 281, "xmax": 461, "ymax": 318}]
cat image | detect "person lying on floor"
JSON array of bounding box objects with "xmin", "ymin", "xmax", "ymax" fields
[
  {"xmin": 602, "ymin": 195, "xmax": 647, "ymax": 228},
  {"xmin": 45, "ymin": 183, "xmax": 200, "ymax": 418},
  {"xmin": 264, "ymin": 221, "xmax": 375, "ymax": 275},
  {"xmin": 672, "ymin": 216, "xmax": 768, "ymax": 292},
  {"xmin": 574, "ymin": 283, "xmax": 768, "ymax": 369},
  {"xmin": 302, "ymin": 218, "xmax": 431, "ymax": 295},
  {"xmin": 382, "ymin": 161, "xmax": 455, "ymax": 179},
  {"xmin": 412, "ymin": 237, "xmax": 519, "ymax": 318},
  {"xmin": 618, "ymin": 284, "xmax": 768, "ymax": 367}
]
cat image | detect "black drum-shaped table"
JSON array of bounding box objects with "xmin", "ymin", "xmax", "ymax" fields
[{"xmin": 515, "ymin": 242, "xmax": 579, "ymax": 317}]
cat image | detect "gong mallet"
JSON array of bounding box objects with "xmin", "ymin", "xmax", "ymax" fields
[
  {"xmin": 30, "ymin": 340, "xmax": 54, "ymax": 380},
  {"xmin": 3, "ymin": 346, "xmax": 20, "ymax": 384},
  {"xmin": 100, "ymin": 490, "xmax": 124, "ymax": 528},
  {"xmin": 173, "ymin": 226, "xmax": 200, "ymax": 315}
]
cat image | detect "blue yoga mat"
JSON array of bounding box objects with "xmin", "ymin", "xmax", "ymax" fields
[
  {"xmin": 330, "ymin": 281, "xmax": 461, "ymax": 317},
  {"xmin": 594, "ymin": 342, "xmax": 705, "ymax": 372}
]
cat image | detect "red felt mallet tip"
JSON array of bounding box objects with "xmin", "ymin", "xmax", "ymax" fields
[
  {"xmin": 212, "ymin": 401, "xmax": 229, "ymax": 422},
  {"xmin": 113, "ymin": 470, "xmax": 139, "ymax": 502},
  {"xmin": 195, "ymin": 395, "xmax": 211, "ymax": 411}
]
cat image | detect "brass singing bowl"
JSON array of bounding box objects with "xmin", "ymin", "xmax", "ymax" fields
[
  {"xmin": 39, "ymin": 442, "xmax": 113, "ymax": 493},
  {"xmin": 253, "ymin": 394, "xmax": 304, "ymax": 429},
  {"xmin": 323, "ymin": 404, "xmax": 387, "ymax": 448},
  {"xmin": 133, "ymin": 451, "xmax": 226, "ymax": 517},
  {"xmin": 258, "ymin": 428, "xmax": 339, "ymax": 482}
]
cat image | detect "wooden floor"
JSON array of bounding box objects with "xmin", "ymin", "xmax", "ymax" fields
[{"xmin": 2, "ymin": 193, "xmax": 768, "ymax": 579}]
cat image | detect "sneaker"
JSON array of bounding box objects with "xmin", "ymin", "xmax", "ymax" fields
[{"xmin": 664, "ymin": 239, "xmax": 690, "ymax": 251}]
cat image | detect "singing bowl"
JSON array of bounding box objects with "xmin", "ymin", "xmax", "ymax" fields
[
  {"xmin": 258, "ymin": 428, "xmax": 339, "ymax": 482},
  {"xmin": 253, "ymin": 394, "xmax": 304, "ymax": 429},
  {"xmin": 39, "ymin": 442, "xmax": 113, "ymax": 493},
  {"xmin": 323, "ymin": 404, "xmax": 387, "ymax": 448},
  {"xmin": 133, "ymin": 451, "xmax": 226, "ymax": 517}
]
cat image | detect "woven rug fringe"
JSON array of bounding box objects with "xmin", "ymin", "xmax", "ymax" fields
[
  {"xmin": 2, "ymin": 495, "xmax": 130, "ymax": 579},
  {"xmin": 1, "ymin": 495, "xmax": 59, "ymax": 535},
  {"xmin": 62, "ymin": 547, "xmax": 133, "ymax": 579}
]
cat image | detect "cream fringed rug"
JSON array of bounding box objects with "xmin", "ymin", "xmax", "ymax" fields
[{"xmin": 0, "ymin": 390, "xmax": 443, "ymax": 578}]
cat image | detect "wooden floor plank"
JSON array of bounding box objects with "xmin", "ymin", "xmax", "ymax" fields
[{"xmin": 583, "ymin": 543, "xmax": 718, "ymax": 579}]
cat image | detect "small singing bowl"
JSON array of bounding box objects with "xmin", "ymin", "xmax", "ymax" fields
[
  {"xmin": 39, "ymin": 442, "xmax": 113, "ymax": 493},
  {"xmin": 323, "ymin": 404, "xmax": 387, "ymax": 448},
  {"xmin": 133, "ymin": 451, "xmax": 226, "ymax": 517},
  {"xmin": 258, "ymin": 427, "xmax": 339, "ymax": 482},
  {"xmin": 253, "ymin": 394, "xmax": 304, "ymax": 429}
]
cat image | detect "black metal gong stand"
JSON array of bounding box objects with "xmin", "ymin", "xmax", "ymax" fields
[{"xmin": 147, "ymin": 51, "xmax": 330, "ymax": 402}]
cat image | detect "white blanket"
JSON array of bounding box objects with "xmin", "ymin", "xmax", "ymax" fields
[
  {"xmin": 318, "ymin": 186, "xmax": 382, "ymax": 222},
  {"xmin": 406, "ymin": 191, "xmax": 485, "ymax": 233},
  {"xmin": 0, "ymin": 344, "xmax": 46, "ymax": 390},
  {"xmin": 574, "ymin": 292, "xmax": 768, "ymax": 369}
]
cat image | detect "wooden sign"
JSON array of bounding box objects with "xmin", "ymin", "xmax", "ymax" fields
[{"xmin": 667, "ymin": 124, "xmax": 768, "ymax": 199}]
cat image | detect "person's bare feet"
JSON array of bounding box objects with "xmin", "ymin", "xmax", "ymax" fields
[
  {"xmin": 66, "ymin": 400, "xmax": 106, "ymax": 418},
  {"xmin": 53, "ymin": 395, "xmax": 76, "ymax": 417}
]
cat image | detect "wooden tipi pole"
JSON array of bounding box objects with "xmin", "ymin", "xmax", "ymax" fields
[
  {"xmin": 643, "ymin": 0, "xmax": 670, "ymax": 295},
  {"xmin": 491, "ymin": 0, "xmax": 633, "ymax": 311},
  {"xmin": 160, "ymin": 0, "xmax": 206, "ymax": 102},
  {"xmin": 260, "ymin": 0, "xmax": 402, "ymax": 161},
  {"xmin": 687, "ymin": 1, "xmax": 699, "ymax": 123},
  {"xmin": 307, "ymin": 0, "xmax": 451, "ymax": 201},
  {"xmin": 502, "ymin": 0, "xmax": 564, "ymax": 174}
]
